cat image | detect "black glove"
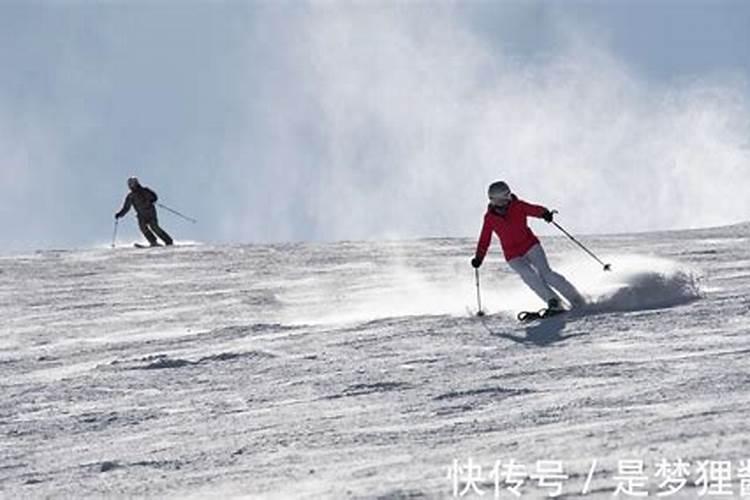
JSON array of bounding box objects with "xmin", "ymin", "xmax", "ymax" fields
[
  {"xmin": 471, "ymin": 256, "xmax": 483, "ymax": 269},
  {"xmin": 542, "ymin": 209, "xmax": 554, "ymax": 223},
  {"xmin": 114, "ymin": 212, "xmax": 122, "ymax": 220}
]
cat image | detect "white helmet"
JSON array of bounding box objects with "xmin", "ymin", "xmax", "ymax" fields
[{"xmin": 488, "ymin": 181, "xmax": 511, "ymax": 206}]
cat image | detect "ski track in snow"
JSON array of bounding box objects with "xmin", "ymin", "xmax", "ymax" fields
[{"xmin": 1, "ymin": 227, "xmax": 749, "ymax": 499}]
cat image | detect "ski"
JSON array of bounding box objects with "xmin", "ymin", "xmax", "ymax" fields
[
  {"xmin": 517, "ymin": 308, "xmax": 567, "ymax": 323},
  {"xmin": 133, "ymin": 243, "xmax": 161, "ymax": 249}
]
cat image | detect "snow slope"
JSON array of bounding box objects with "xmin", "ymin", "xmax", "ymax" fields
[{"xmin": 1, "ymin": 225, "xmax": 749, "ymax": 499}]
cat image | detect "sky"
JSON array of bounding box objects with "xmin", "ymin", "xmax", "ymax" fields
[{"xmin": 0, "ymin": 0, "xmax": 749, "ymax": 251}]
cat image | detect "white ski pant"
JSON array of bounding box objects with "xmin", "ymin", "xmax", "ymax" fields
[{"xmin": 508, "ymin": 244, "xmax": 585, "ymax": 306}]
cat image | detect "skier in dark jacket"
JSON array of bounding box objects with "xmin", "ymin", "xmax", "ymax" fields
[{"xmin": 115, "ymin": 177, "xmax": 173, "ymax": 246}]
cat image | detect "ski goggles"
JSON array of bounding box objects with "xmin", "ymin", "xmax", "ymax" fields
[{"xmin": 489, "ymin": 194, "xmax": 511, "ymax": 207}]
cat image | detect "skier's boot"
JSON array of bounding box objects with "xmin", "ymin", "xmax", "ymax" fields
[{"xmin": 547, "ymin": 297, "xmax": 564, "ymax": 312}]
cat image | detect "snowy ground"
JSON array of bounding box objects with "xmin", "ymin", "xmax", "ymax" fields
[{"xmin": 1, "ymin": 225, "xmax": 749, "ymax": 499}]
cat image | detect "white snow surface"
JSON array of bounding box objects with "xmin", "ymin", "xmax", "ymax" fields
[{"xmin": 1, "ymin": 226, "xmax": 749, "ymax": 499}]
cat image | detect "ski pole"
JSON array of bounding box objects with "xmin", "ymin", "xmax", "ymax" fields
[
  {"xmin": 475, "ymin": 268, "xmax": 486, "ymax": 317},
  {"xmin": 550, "ymin": 213, "xmax": 611, "ymax": 271},
  {"xmin": 111, "ymin": 219, "xmax": 119, "ymax": 248},
  {"xmin": 157, "ymin": 203, "xmax": 197, "ymax": 224}
]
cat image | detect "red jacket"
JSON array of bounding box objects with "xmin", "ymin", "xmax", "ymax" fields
[{"xmin": 475, "ymin": 195, "xmax": 548, "ymax": 262}]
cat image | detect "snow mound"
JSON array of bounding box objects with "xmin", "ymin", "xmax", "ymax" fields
[{"xmin": 571, "ymin": 255, "xmax": 702, "ymax": 313}]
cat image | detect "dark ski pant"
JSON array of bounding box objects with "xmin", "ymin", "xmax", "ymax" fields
[{"xmin": 138, "ymin": 215, "xmax": 173, "ymax": 246}]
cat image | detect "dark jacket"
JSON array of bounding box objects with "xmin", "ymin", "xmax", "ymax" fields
[{"xmin": 116, "ymin": 186, "xmax": 158, "ymax": 220}]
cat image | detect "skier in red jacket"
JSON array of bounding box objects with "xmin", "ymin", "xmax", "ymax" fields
[{"xmin": 471, "ymin": 181, "xmax": 585, "ymax": 311}]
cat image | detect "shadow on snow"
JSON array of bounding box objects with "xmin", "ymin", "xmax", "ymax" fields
[{"xmin": 481, "ymin": 314, "xmax": 588, "ymax": 347}]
